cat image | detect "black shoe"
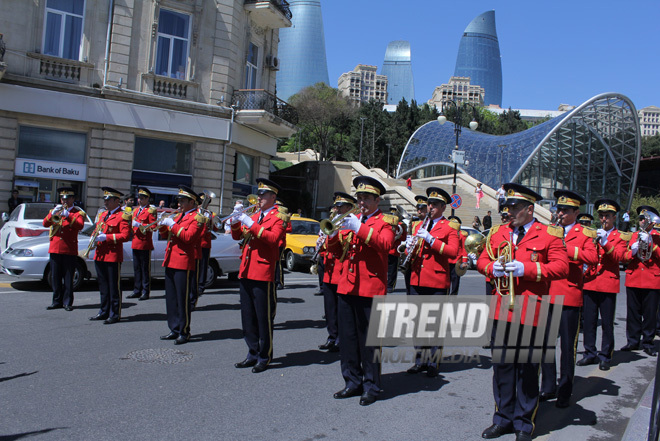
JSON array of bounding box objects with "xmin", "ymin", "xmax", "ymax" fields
[
  {"xmin": 89, "ymin": 314, "xmax": 108, "ymax": 321},
  {"xmin": 126, "ymin": 292, "xmax": 141, "ymax": 299},
  {"xmin": 386, "ymin": 287, "xmax": 394, "ymax": 293},
  {"xmin": 539, "ymin": 391, "xmax": 556, "ymax": 402},
  {"xmin": 64, "ymin": 305, "xmax": 74, "ymax": 311},
  {"xmin": 481, "ymin": 424, "xmax": 514, "ymax": 439},
  {"xmin": 644, "ymin": 347, "xmax": 658, "ymax": 356},
  {"xmin": 516, "ymin": 432, "xmax": 532, "ymax": 441},
  {"xmin": 251, "ymin": 363, "xmax": 268, "ymax": 373},
  {"xmin": 174, "ymin": 334, "xmax": 190, "ymax": 345},
  {"xmin": 426, "ymin": 365, "xmax": 439, "ymax": 378},
  {"xmin": 138, "ymin": 294, "xmax": 149, "ymax": 301},
  {"xmin": 359, "ymin": 393, "xmax": 377, "ymax": 406},
  {"xmin": 46, "ymin": 304, "xmax": 63, "ymax": 310},
  {"xmin": 313, "ymin": 291, "xmax": 323, "ymax": 296},
  {"xmin": 620, "ymin": 343, "xmax": 641, "ymax": 351},
  {"xmin": 235, "ymin": 358, "xmax": 258, "ymax": 369},
  {"xmin": 275, "ymin": 283, "xmax": 284, "ymax": 290},
  {"xmin": 599, "ymin": 360, "xmax": 611, "ymax": 371},
  {"xmin": 406, "ymin": 364, "xmax": 426, "ymax": 374},
  {"xmin": 556, "ymin": 399, "xmax": 570, "ymax": 408},
  {"xmin": 333, "ymin": 386, "xmax": 363, "ymax": 399},
  {"xmin": 160, "ymin": 332, "xmax": 178, "ymax": 340},
  {"xmin": 103, "ymin": 317, "xmax": 120, "ymax": 325},
  {"xmin": 319, "ymin": 341, "xmax": 338, "ymax": 351},
  {"xmin": 576, "ymin": 356, "xmax": 598, "ymax": 366}
]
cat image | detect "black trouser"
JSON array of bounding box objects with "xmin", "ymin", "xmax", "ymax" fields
[
  {"xmin": 132, "ymin": 249, "xmax": 151, "ymax": 296},
  {"xmin": 387, "ymin": 255, "xmax": 398, "ymax": 290},
  {"xmin": 541, "ymin": 305, "xmax": 580, "ymax": 402},
  {"xmin": 404, "ymin": 269, "xmax": 411, "ymax": 295},
  {"xmin": 491, "ymin": 321, "xmax": 539, "ymax": 435},
  {"xmin": 322, "ymin": 282, "xmax": 339, "ymax": 344},
  {"xmin": 448, "ymin": 262, "xmax": 460, "ymax": 295},
  {"xmin": 95, "ymin": 261, "xmax": 122, "ymax": 319},
  {"xmin": 274, "ymin": 246, "xmax": 284, "ymax": 287},
  {"xmin": 189, "ymin": 262, "xmax": 199, "ymax": 311},
  {"xmin": 50, "ymin": 253, "xmax": 75, "ymax": 307},
  {"xmin": 197, "ymin": 247, "xmax": 210, "ymax": 295},
  {"xmin": 409, "ymin": 285, "xmax": 447, "ymax": 367},
  {"xmin": 626, "ymin": 287, "xmax": 659, "ymax": 350},
  {"xmin": 165, "ymin": 267, "xmax": 192, "ymax": 337},
  {"xmin": 239, "ymin": 279, "xmax": 276, "ymax": 365},
  {"xmin": 582, "ymin": 290, "xmax": 616, "ymax": 361},
  {"xmin": 338, "ymin": 293, "xmax": 380, "ymax": 397},
  {"xmin": 317, "ymin": 257, "xmax": 325, "ymax": 290}
]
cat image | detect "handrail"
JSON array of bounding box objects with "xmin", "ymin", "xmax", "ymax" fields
[{"xmin": 244, "ymin": 0, "xmax": 292, "ymax": 20}]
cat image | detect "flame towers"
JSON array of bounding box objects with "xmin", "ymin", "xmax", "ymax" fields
[
  {"xmin": 453, "ymin": 10, "xmax": 502, "ymax": 106},
  {"xmin": 381, "ymin": 41, "xmax": 415, "ymax": 105},
  {"xmin": 276, "ymin": 0, "xmax": 330, "ymax": 101}
]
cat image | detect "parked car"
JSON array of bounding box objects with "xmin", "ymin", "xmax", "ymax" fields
[
  {"xmin": 0, "ymin": 203, "xmax": 93, "ymax": 254},
  {"xmin": 282, "ymin": 215, "xmax": 321, "ymax": 271},
  {"xmin": 0, "ymin": 222, "xmax": 240, "ymax": 290}
]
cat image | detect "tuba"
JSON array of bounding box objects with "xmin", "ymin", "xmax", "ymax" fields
[{"xmin": 455, "ymin": 232, "xmax": 486, "ymax": 277}]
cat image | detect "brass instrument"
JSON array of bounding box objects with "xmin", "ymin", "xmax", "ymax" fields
[
  {"xmin": 157, "ymin": 210, "xmax": 182, "ymax": 227},
  {"xmin": 455, "ymin": 233, "xmax": 487, "ymax": 277},
  {"xmin": 319, "ymin": 206, "xmax": 361, "ymax": 236},
  {"xmin": 80, "ymin": 209, "xmax": 107, "ymax": 259},
  {"xmin": 486, "ymin": 230, "xmax": 516, "ymax": 310},
  {"xmin": 637, "ymin": 211, "xmax": 660, "ymax": 262},
  {"xmin": 399, "ymin": 214, "xmax": 430, "ymax": 271},
  {"xmin": 216, "ymin": 194, "xmax": 259, "ymax": 225},
  {"xmin": 49, "ymin": 205, "xmax": 67, "ymax": 238}
]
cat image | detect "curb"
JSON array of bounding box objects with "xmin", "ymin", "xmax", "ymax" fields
[{"xmin": 622, "ymin": 378, "xmax": 655, "ymax": 440}]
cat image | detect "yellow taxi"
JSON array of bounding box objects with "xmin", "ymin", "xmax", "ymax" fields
[{"xmin": 283, "ymin": 214, "xmax": 321, "ymax": 271}]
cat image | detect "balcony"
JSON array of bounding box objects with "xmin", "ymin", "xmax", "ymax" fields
[
  {"xmin": 26, "ymin": 52, "xmax": 94, "ymax": 84},
  {"xmin": 232, "ymin": 89, "xmax": 298, "ymax": 138},
  {"xmin": 244, "ymin": 0, "xmax": 292, "ymax": 29}
]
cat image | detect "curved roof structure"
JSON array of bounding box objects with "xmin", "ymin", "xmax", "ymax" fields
[
  {"xmin": 396, "ymin": 93, "xmax": 641, "ymax": 210},
  {"xmin": 381, "ymin": 40, "xmax": 415, "ymax": 105}
]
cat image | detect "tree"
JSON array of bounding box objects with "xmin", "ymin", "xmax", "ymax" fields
[{"xmin": 641, "ymin": 134, "xmax": 660, "ymax": 158}]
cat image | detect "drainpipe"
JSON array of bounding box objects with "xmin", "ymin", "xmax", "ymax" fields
[
  {"xmin": 103, "ymin": 0, "xmax": 114, "ymax": 87},
  {"xmin": 219, "ymin": 103, "xmax": 237, "ymax": 212}
]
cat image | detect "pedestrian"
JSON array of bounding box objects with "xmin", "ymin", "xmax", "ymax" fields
[
  {"xmin": 8, "ymin": 189, "xmax": 21, "ymax": 212},
  {"xmin": 475, "ymin": 182, "xmax": 484, "ymax": 209},
  {"xmin": 406, "ymin": 176, "xmax": 412, "ymax": 191},
  {"xmin": 621, "ymin": 210, "xmax": 630, "ymax": 232},
  {"xmin": 472, "ymin": 215, "xmax": 482, "ymax": 231},
  {"xmin": 158, "ymin": 200, "xmax": 165, "ymax": 208},
  {"xmin": 483, "ymin": 210, "xmax": 492, "ymax": 230},
  {"xmin": 496, "ymin": 185, "xmax": 505, "ymax": 213}
]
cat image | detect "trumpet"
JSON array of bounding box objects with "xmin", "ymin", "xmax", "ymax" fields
[
  {"xmin": 399, "ymin": 214, "xmax": 430, "ymax": 271},
  {"xmin": 486, "ymin": 230, "xmax": 516, "ymax": 310},
  {"xmin": 49, "ymin": 205, "xmax": 67, "ymax": 237},
  {"xmin": 215, "ymin": 194, "xmax": 259, "ymax": 225},
  {"xmin": 319, "ymin": 206, "xmax": 360, "ymax": 236}
]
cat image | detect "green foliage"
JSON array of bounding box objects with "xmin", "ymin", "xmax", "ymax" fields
[
  {"xmin": 629, "ymin": 193, "xmax": 660, "ymax": 224},
  {"xmin": 641, "ymin": 134, "xmax": 660, "ymax": 158}
]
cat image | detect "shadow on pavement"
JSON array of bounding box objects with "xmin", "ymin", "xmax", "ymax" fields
[
  {"xmin": 379, "ymin": 371, "xmax": 449, "ymax": 401},
  {"xmin": 190, "ymin": 328, "xmax": 243, "ymax": 342},
  {"xmin": 125, "ymin": 312, "xmax": 168, "ymax": 322},
  {"xmin": 0, "ymin": 371, "xmax": 38, "ymax": 383},
  {"xmin": 193, "ymin": 302, "xmax": 240, "ymax": 312},
  {"xmin": 269, "ymin": 349, "xmax": 340, "ymax": 369},
  {"xmin": 273, "ymin": 319, "xmax": 325, "ymax": 331},
  {"xmin": 0, "ymin": 428, "xmax": 68, "ymax": 440},
  {"xmin": 8, "ymin": 281, "xmax": 49, "ymax": 292},
  {"xmin": 276, "ymin": 297, "xmax": 304, "ymax": 304},
  {"xmin": 534, "ymin": 402, "xmax": 598, "ymax": 436}
]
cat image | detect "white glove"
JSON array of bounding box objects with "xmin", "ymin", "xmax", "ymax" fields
[
  {"xmin": 161, "ymin": 217, "xmax": 175, "ymax": 228},
  {"xmin": 630, "ymin": 241, "xmax": 639, "ymax": 256},
  {"xmin": 492, "ymin": 261, "xmax": 506, "ymax": 278},
  {"xmin": 505, "ymin": 260, "xmax": 525, "ymax": 277},
  {"xmin": 405, "ymin": 236, "xmax": 415, "ymax": 249},
  {"xmin": 204, "ymin": 212, "xmax": 211, "ymax": 219},
  {"xmin": 61, "ymin": 209, "xmax": 69, "ymax": 218},
  {"xmin": 341, "ymin": 214, "xmax": 361, "ymax": 233},
  {"xmin": 237, "ymin": 212, "xmax": 254, "ymax": 228},
  {"xmin": 597, "ymin": 229, "xmax": 608, "ymax": 246},
  {"xmin": 96, "ymin": 233, "xmax": 107, "ymax": 243},
  {"xmin": 416, "ymin": 228, "xmax": 434, "ymax": 245},
  {"xmin": 468, "ymin": 252, "xmax": 477, "ymax": 261},
  {"xmin": 54, "ymin": 204, "xmax": 63, "ymax": 211},
  {"xmin": 328, "ymin": 229, "xmax": 339, "ymax": 239},
  {"xmin": 230, "ymin": 206, "xmax": 243, "ymax": 225},
  {"xmin": 638, "ymin": 232, "xmax": 649, "ymax": 242},
  {"xmin": 132, "ymin": 220, "xmax": 140, "ymax": 228}
]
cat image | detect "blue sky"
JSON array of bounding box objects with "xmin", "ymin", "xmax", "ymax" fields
[{"xmin": 321, "ymin": 0, "xmax": 659, "ymax": 111}]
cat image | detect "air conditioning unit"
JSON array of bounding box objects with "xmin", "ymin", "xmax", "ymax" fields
[{"xmin": 266, "ymin": 55, "xmax": 280, "ymax": 71}]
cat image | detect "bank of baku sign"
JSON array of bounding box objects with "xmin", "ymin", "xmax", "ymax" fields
[{"xmin": 15, "ymin": 158, "xmax": 87, "ymax": 181}]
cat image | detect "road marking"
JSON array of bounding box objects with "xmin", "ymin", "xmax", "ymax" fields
[{"xmin": 0, "ymin": 283, "xmax": 13, "ymax": 288}]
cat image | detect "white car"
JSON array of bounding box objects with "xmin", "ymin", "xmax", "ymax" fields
[
  {"xmin": 0, "ymin": 203, "xmax": 93, "ymax": 254},
  {"xmin": 0, "ymin": 223, "xmax": 240, "ymax": 290}
]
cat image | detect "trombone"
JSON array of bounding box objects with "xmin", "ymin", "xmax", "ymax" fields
[
  {"xmin": 319, "ymin": 206, "xmax": 360, "ymax": 236},
  {"xmin": 486, "ymin": 230, "xmax": 516, "ymax": 310},
  {"xmin": 215, "ymin": 194, "xmax": 259, "ymax": 225}
]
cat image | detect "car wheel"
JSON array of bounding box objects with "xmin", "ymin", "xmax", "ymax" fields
[
  {"xmin": 204, "ymin": 260, "xmax": 219, "ymax": 289},
  {"xmin": 285, "ymin": 250, "xmax": 296, "ymax": 272}
]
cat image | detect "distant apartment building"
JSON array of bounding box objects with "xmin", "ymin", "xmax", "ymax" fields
[
  {"xmin": 428, "ymin": 76, "xmax": 484, "ymax": 108},
  {"xmin": 639, "ymin": 106, "xmax": 660, "ymax": 136},
  {"xmin": 338, "ymin": 65, "xmax": 388, "ymax": 105}
]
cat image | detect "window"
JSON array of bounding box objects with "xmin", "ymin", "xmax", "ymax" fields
[
  {"xmin": 19, "ymin": 126, "xmax": 86, "ymax": 163},
  {"xmin": 133, "ymin": 137, "xmax": 191, "ymax": 175},
  {"xmin": 244, "ymin": 43, "xmax": 259, "ymax": 89},
  {"xmin": 43, "ymin": 0, "xmax": 85, "ymax": 60},
  {"xmin": 234, "ymin": 152, "xmax": 254, "ymax": 185},
  {"xmin": 155, "ymin": 9, "xmax": 191, "ymax": 79}
]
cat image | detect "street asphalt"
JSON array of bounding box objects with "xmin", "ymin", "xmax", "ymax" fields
[{"xmin": 0, "ymin": 269, "xmax": 657, "ymax": 440}]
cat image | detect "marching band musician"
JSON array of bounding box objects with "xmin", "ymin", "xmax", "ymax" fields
[
  {"xmin": 89, "ymin": 187, "xmax": 131, "ymax": 324},
  {"xmin": 43, "ymin": 187, "xmax": 86, "ymax": 311},
  {"xmin": 404, "ymin": 195, "xmax": 429, "ymax": 295},
  {"xmin": 577, "ymin": 213, "xmax": 593, "ymax": 227},
  {"xmin": 477, "ymin": 183, "xmax": 568, "ymax": 441},
  {"xmin": 231, "ymin": 178, "xmax": 287, "ymax": 373},
  {"xmin": 127, "ymin": 187, "xmax": 156, "ymax": 301},
  {"xmin": 578, "ymin": 199, "xmax": 629, "ymax": 367},
  {"xmin": 387, "ymin": 206, "xmax": 406, "ymax": 293},
  {"xmin": 158, "ymin": 186, "xmax": 204, "ymax": 345},
  {"xmin": 196, "ymin": 192, "xmax": 215, "ymax": 300},
  {"xmin": 404, "ymin": 187, "xmax": 459, "ymax": 377},
  {"xmin": 621, "ymin": 205, "xmax": 660, "ymax": 356},
  {"xmin": 274, "ymin": 199, "xmax": 290, "ymax": 291},
  {"xmin": 447, "ymin": 215, "xmax": 469, "ymax": 296},
  {"xmin": 539, "ymin": 190, "xmax": 598, "ymax": 408},
  {"xmin": 318, "ymin": 192, "xmax": 356, "ymax": 352}
]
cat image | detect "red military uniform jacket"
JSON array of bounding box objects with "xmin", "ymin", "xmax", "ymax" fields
[
  {"xmin": 448, "ymin": 229, "xmax": 468, "ymax": 265},
  {"xmin": 231, "ymin": 207, "xmax": 286, "ymax": 282},
  {"xmin": 327, "ymin": 210, "xmax": 395, "ymax": 298},
  {"xmin": 477, "ymin": 221, "xmax": 569, "ymax": 326},
  {"xmin": 43, "ymin": 206, "xmax": 85, "ymax": 255},
  {"xmin": 583, "ymin": 229, "xmax": 629, "ymax": 293},
  {"xmin": 409, "ymin": 217, "xmax": 460, "ymax": 290},
  {"xmin": 623, "ymin": 230, "xmax": 660, "ymax": 289},
  {"xmin": 131, "ymin": 205, "xmax": 157, "ymax": 250},
  {"xmin": 323, "ymin": 231, "xmax": 346, "ymax": 286},
  {"xmin": 160, "ymin": 210, "xmax": 205, "ymax": 271},
  {"xmin": 389, "ymin": 221, "xmax": 407, "ymax": 256},
  {"xmin": 549, "ymin": 224, "xmax": 599, "ymax": 307},
  {"xmin": 94, "ymin": 208, "xmax": 131, "ymax": 263}
]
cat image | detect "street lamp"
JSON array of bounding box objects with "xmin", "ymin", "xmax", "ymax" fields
[
  {"xmin": 386, "ymin": 143, "xmax": 392, "ymax": 177},
  {"xmin": 359, "ymin": 117, "xmax": 367, "ymax": 163},
  {"xmin": 437, "ymin": 100, "xmax": 479, "ymax": 216}
]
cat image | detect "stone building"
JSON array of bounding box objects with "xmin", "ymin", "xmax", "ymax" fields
[
  {"xmin": 428, "ymin": 76, "xmax": 484, "ymax": 109},
  {"xmin": 337, "ymin": 64, "xmax": 387, "ymax": 105}
]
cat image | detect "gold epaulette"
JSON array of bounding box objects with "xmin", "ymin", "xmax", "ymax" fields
[
  {"xmin": 71, "ymin": 207, "xmax": 86, "ymax": 216},
  {"xmin": 461, "ymin": 230, "xmax": 469, "ymax": 237},
  {"xmin": 547, "ymin": 225, "xmax": 564, "ymax": 238},
  {"xmin": 382, "ymin": 214, "xmax": 398, "ymax": 226},
  {"xmin": 488, "ymin": 224, "xmax": 501, "ymax": 238},
  {"xmin": 277, "ymin": 212, "xmax": 291, "ymax": 223},
  {"xmin": 148, "ymin": 206, "xmax": 157, "ymax": 215},
  {"xmin": 122, "ymin": 208, "xmax": 132, "ymax": 221},
  {"xmin": 619, "ymin": 231, "xmax": 633, "ymax": 242},
  {"xmin": 448, "ymin": 219, "xmax": 460, "ymax": 231},
  {"xmin": 582, "ymin": 226, "xmax": 597, "ymax": 238},
  {"xmin": 277, "ymin": 206, "xmax": 289, "ymax": 215},
  {"xmin": 195, "ymin": 213, "xmax": 206, "ymax": 224}
]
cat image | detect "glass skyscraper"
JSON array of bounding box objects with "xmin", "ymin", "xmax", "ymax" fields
[
  {"xmin": 453, "ymin": 10, "xmax": 502, "ymax": 106},
  {"xmin": 381, "ymin": 40, "xmax": 415, "ymax": 105},
  {"xmin": 276, "ymin": 0, "xmax": 329, "ymax": 101}
]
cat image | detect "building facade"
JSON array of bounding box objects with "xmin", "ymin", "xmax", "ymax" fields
[
  {"xmin": 381, "ymin": 40, "xmax": 414, "ymax": 106},
  {"xmin": 338, "ymin": 65, "xmax": 388, "ymax": 105},
  {"xmin": 276, "ymin": 0, "xmax": 329, "ymax": 101},
  {"xmin": 0, "ymin": 0, "xmax": 297, "ymax": 215},
  {"xmin": 639, "ymin": 105, "xmax": 660, "ymax": 137},
  {"xmin": 453, "ymin": 10, "xmax": 502, "ymax": 107},
  {"xmin": 428, "ymin": 76, "xmax": 484, "ymax": 108}
]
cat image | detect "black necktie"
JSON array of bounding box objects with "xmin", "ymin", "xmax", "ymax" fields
[
  {"xmin": 516, "ymin": 226, "xmax": 525, "ymax": 245},
  {"xmin": 258, "ymin": 212, "xmax": 264, "ymax": 224},
  {"xmin": 103, "ymin": 211, "xmax": 110, "ymax": 222},
  {"xmin": 361, "ymin": 215, "xmax": 367, "ymax": 224},
  {"xmin": 137, "ymin": 207, "xmax": 143, "ymax": 217}
]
